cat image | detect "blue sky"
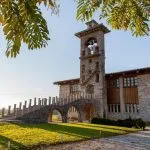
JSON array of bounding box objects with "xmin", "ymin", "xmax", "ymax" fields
[{"xmin": 0, "ymin": 0, "xmax": 150, "ymax": 108}]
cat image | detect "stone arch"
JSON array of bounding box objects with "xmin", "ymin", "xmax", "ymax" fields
[
  {"xmin": 48, "ymin": 108, "xmax": 63, "ymax": 123},
  {"xmin": 85, "ymin": 37, "xmax": 97, "ymax": 47},
  {"xmin": 67, "ymin": 105, "xmax": 83, "ymax": 122}
]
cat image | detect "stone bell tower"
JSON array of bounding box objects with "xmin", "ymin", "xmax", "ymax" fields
[{"xmin": 75, "ymin": 20, "xmax": 110, "ymax": 118}]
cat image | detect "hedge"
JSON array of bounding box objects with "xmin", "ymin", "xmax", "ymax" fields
[{"xmin": 91, "ymin": 117, "xmax": 146, "ymax": 130}]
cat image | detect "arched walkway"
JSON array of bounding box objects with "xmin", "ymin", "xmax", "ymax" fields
[
  {"xmin": 48, "ymin": 109, "xmax": 62, "ymax": 123},
  {"xmin": 67, "ymin": 106, "xmax": 79, "ymax": 122}
]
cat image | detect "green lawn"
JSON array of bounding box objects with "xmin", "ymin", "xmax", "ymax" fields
[{"xmin": 0, "ymin": 122, "xmax": 139, "ymax": 150}]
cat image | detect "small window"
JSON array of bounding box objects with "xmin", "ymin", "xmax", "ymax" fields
[
  {"xmin": 89, "ymin": 70, "xmax": 92, "ymax": 74},
  {"xmin": 82, "ymin": 65, "xmax": 85, "ymax": 73},
  {"xmin": 70, "ymin": 84, "xmax": 79, "ymax": 93},
  {"xmin": 82, "ymin": 75, "xmax": 85, "ymax": 81},
  {"xmin": 123, "ymin": 77, "xmax": 138, "ymax": 87},
  {"xmin": 96, "ymin": 62, "xmax": 99, "ymax": 69},
  {"xmin": 89, "ymin": 59, "xmax": 92, "ymax": 63},
  {"xmin": 96, "ymin": 74, "xmax": 99, "ymax": 82}
]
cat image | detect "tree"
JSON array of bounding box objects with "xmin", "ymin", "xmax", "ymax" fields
[
  {"xmin": 77, "ymin": 0, "xmax": 150, "ymax": 36},
  {"xmin": 0, "ymin": 0, "xmax": 149, "ymax": 58}
]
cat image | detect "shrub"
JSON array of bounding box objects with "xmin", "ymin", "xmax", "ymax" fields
[
  {"xmin": 91, "ymin": 117, "xmax": 146, "ymax": 130},
  {"xmin": 133, "ymin": 118, "xmax": 146, "ymax": 130}
]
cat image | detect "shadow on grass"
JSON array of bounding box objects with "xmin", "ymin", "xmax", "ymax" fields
[
  {"xmin": 0, "ymin": 122, "xmax": 134, "ymax": 150},
  {"xmin": 0, "ymin": 135, "xmax": 25, "ymax": 150},
  {"xmin": 14, "ymin": 123, "xmax": 123, "ymax": 138},
  {"xmin": 76, "ymin": 123, "xmax": 138, "ymax": 133}
]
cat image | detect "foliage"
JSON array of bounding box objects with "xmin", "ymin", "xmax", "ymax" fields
[
  {"xmin": 0, "ymin": 0, "xmax": 149, "ymax": 58},
  {"xmin": 0, "ymin": 122, "xmax": 139, "ymax": 149},
  {"xmin": 91, "ymin": 117, "xmax": 146, "ymax": 130},
  {"xmin": 77, "ymin": 0, "xmax": 150, "ymax": 36},
  {"xmin": 0, "ymin": 0, "xmax": 58, "ymax": 58}
]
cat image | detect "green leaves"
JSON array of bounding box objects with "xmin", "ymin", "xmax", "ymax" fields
[
  {"xmin": 0, "ymin": 0, "xmax": 56, "ymax": 58},
  {"xmin": 76, "ymin": 0, "xmax": 150, "ymax": 36}
]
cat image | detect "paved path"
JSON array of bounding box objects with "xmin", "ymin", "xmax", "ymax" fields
[{"xmin": 47, "ymin": 128, "xmax": 150, "ymax": 150}]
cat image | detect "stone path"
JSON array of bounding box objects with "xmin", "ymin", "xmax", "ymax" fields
[{"xmin": 46, "ymin": 128, "xmax": 150, "ymax": 150}]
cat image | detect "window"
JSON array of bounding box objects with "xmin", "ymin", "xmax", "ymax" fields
[
  {"xmin": 112, "ymin": 79, "xmax": 120, "ymax": 88},
  {"xmin": 123, "ymin": 77, "xmax": 138, "ymax": 87},
  {"xmin": 96, "ymin": 62, "xmax": 99, "ymax": 69},
  {"xmin": 82, "ymin": 75, "xmax": 85, "ymax": 81},
  {"xmin": 89, "ymin": 59, "xmax": 92, "ymax": 63},
  {"xmin": 88, "ymin": 70, "xmax": 92, "ymax": 74},
  {"xmin": 70, "ymin": 84, "xmax": 79, "ymax": 93},
  {"xmin": 82, "ymin": 65, "xmax": 85, "ymax": 73},
  {"xmin": 96, "ymin": 74, "xmax": 99, "ymax": 82}
]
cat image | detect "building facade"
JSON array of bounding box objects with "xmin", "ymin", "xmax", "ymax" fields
[{"xmin": 54, "ymin": 20, "xmax": 150, "ymax": 122}]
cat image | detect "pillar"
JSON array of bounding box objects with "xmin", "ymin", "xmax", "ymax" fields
[
  {"xmin": 28, "ymin": 99, "xmax": 32, "ymax": 112},
  {"xmin": 1, "ymin": 108, "xmax": 5, "ymax": 117},
  {"xmin": 13, "ymin": 104, "xmax": 16, "ymax": 115},
  {"xmin": 44, "ymin": 98, "xmax": 47, "ymax": 106},
  {"xmin": 8, "ymin": 106, "xmax": 11, "ymax": 115},
  {"xmin": 119, "ymin": 77, "xmax": 125, "ymax": 113},
  {"xmin": 24, "ymin": 101, "xmax": 27, "ymax": 108},
  {"xmin": 19, "ymin": 102, "xmax": 22, "ymax": 110},
  {"xmin": 34, "ymin": 97, "xmax": 36, "ymax": 106},
  {"xmin": 38, "ymin": 98, "xmax": 41, "ymax": 107},
  {"xmin": 49, "ymin": 97, "xmax": 51, "ymax": 105}
]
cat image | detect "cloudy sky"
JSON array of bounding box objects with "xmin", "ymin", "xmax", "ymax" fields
[{"xmin": 0, "ymin": 0, "xmax": 150, "ymax": 108}]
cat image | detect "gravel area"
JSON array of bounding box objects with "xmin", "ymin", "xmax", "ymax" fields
[{"xmin": 46, "ymin": 128, "xmax": 150, "ymax": 150}]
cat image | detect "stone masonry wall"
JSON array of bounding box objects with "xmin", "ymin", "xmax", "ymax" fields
[
  {"xmin": 59, "ymin": 85, "xmax": 70, "ymax": 98},
  {"xmin": 138, "ymin": 74, "xmax": 150, "ymax": 122}
]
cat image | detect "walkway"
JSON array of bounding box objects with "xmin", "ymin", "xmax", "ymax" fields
[{"xmin": 48, "ymin": 128, "xmax": 150, "ymax": 150}]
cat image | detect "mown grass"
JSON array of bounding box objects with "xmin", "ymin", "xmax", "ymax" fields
[{"xmin": 0, "ymin": 122, "xmax": 139, "ymax": 150}]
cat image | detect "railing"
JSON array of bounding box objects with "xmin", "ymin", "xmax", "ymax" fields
[
  {"xmin": 0, "ymin": 93, "xmax": 95, "ymax": 119},
  {"xmin": 108, "ymin": 104, "xmax": 139, "ymax": 114},
  {"xmin": 125, "ymin": 104, "xmax": 139, "ymax": 113},
  {"xmin": 108, "ymin": 104, "xmax": 120, "ymax": 113}
]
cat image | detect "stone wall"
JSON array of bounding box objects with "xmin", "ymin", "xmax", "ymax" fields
[
  {"xmin": 59, "ymin": 85, "xmax": 70, "ymax": 98},
  {"xmin": 107, "ymin": 113, "xmax": 140, "ymax": 120},
  {"xmin": 138, "ymin": 74, "xmax": 150, "ymax": 122}
]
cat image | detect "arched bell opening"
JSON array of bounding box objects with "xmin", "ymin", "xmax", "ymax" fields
[{"xmin": 48, "ymin": 109, "xmax": 62, "ymax": 123}]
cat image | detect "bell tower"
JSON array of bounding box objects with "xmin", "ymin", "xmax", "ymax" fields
[{"xmin": 75, "ymin": 20, "xmax": 110, "ymax": 118}]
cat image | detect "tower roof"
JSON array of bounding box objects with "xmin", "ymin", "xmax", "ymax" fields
[{"xmin": 75, "ymin": 22, "xmax": 110, "ymax": 38}]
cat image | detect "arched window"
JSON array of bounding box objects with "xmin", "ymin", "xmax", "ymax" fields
[
  {"xmin": 85, "ymin": 38, "xmax": 98, "ymax": 55},
  {"xmin": 96, "ymin": 74, "xmax": 99, "ymax": 82}
]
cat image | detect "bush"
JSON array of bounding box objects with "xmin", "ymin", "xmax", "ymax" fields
[
  {"xmin": 132, "ymin": 118, "xmax": 146, "ymax": 130},
  {"xmin": 91, "ymin": 117, "xmax": 146, "ymax": 130}
]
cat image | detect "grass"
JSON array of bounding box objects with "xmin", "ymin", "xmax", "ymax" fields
[{"xmin": 0, "ymin": 122, "xmax": 139, "ymax": 150}]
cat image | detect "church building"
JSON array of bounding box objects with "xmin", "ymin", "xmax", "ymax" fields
[{"xmin": 54, "ymin": 20, "xmax": 150, "ymax": 122}]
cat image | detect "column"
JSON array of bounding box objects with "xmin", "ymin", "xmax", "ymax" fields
[
  {"xmin": 1, "ymin": 108, "xmax": 5, "ymax": 117},
  {"xmin": 19, "ymin": 102, "xmax": 22, "ymax": 110},
  {"xmin": 13, "ymin": 104, "xmax": 16, "ymax": 115},
  {"xmin": 34, "ymin": 97, "xmax": 36, "ymax": 106},
  {"xmin": 49, "ymin": 97, "xmax": 51, "ymax": 105},
  {"xmin": 119, "ymin": 77, "xmax": 125, "ymax": 113},
  {"xmin": 8, "ymin": 106, "xmax": 11, "ymax": 115}
]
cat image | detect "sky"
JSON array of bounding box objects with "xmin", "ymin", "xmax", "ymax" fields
[{"xmin": 0, "ymin": 0, "xmax": 150, "ymax": 108}]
